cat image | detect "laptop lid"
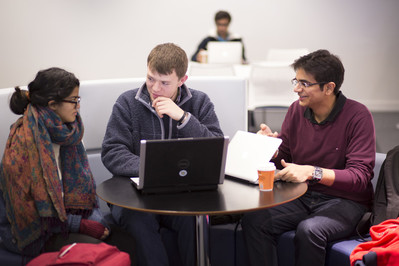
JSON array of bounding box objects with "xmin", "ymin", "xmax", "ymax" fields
[
  {"xmin": 225, "ymin": 131, "xmax": 282, "ymax": 184},
  {"xmin": 131, "ymin": 136, "xmax": 229, "ymax": 194},
  {"xmin": 207, "ymin": 41, "xmax": 242, "ymax": 64}
]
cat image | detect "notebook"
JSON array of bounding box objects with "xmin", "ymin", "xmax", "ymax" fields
[
  {"xmin": 225, "ymin": 131, "xmax": 282, "ymax": 184},
  {"xmin": 130, "ymin": 136, "xmax": 229, "ymax": 194},
  {"xmin": 207, "ymin": 41, "xmax": 242, "ymax": 64}
]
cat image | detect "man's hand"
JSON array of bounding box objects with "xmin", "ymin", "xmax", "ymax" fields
[
  {"xmin": 275, "ymin": 159, "xmax": 313, "ymax": 183},
  {"xmin": 257, "ymin": 123, "xmax": 278, "ymax": 138},
  {"xmin": 152, "ymin": 97, "xmax": 184, "ymax": 120}
]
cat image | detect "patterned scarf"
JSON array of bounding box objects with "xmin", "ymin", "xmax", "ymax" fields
[{"xmin": 0, "ymin": 104, "xmax": 96, "ymax": 250}]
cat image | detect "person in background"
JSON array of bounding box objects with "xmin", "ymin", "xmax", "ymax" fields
[
  {"xmin": 101, "ymin": 43, "xmax": 224, "ymax": 266},
  {"xmin": 241, "ymin": 50, "xmax": 376, "ymax": 266},
  {"xmin": 0, "ymin": 68, "xmax": 110, "ymax": 257},
  {"xmin": 191, "ymin": 10, "xmax": 247, "ymax": 63}
]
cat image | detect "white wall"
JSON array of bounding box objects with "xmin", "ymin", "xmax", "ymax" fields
[{"xmin": 1, "ymin": 0, "xmax": 398, "ymax": 111}]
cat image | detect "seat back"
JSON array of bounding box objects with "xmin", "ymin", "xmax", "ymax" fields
[
  {"xmin": 79, "ymin": 77, "xmax": 248, "ymax": 152},
  {"xmin": 266, "ymin": 48, "xmax": 309, "ymax": 64},
  {"xmin": 372, "ymin": 152, "xmax": 387, "ymax": 190},
  {"xmin": 79, "ymin": 78, "xmax": 145, "ymax": 152},
  {"xmin": 0, "ymin": 88, "xmax": 22, "ymax": 155},
  {"xmin": 188, "ymin": 62, "xmax": 235, "ymax": 76},
  {"xmin": 372, "ymin": 146, "xmax": 399, "ymax": 225},
  {"xmin": 248, "ymin": 63, "xmax": 297, "ymax": 109}
]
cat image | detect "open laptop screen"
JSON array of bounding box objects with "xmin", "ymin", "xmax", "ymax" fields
[
  {"xmin": 207, "ymin": 41, "xmax": 242, "ymax": 64},
  {"xmin": 225, "ymin": 131, "xmax": 282, "ymax": 184}
]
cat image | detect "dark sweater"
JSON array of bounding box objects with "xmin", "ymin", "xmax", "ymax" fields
[
  {"xmin": 101, "ymin": 83, "xmax": 224, "ymax": 177},
  {"xmin": 273, "ymin": 92, "xmax": 376, "ymax": 207}
]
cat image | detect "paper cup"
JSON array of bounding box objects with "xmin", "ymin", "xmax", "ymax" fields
[{"xmin": 258, "ymin": 162, "xmax": 276, "ymax": 191}]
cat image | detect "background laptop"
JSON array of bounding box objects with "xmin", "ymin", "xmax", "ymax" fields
[
  {"xmin": 225, "ymin": 131, "xmax": 282, "ymax": 184},
  {"xmin": 207, "ymin": 41, "xmax": 242, "ymax": 64},
  {"xmin": 131, "ymin": 136, "xmax": 229, "ymax": 194}
]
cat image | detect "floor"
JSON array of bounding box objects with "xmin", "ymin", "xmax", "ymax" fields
[{"xmin": 248, "ymin": 109, "xmax": 399, "ymax": 154}]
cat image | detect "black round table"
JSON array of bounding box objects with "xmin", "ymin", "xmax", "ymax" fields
[{"xmin": 97, "ymin": 176, "xmax": 307, "ymax": 266}]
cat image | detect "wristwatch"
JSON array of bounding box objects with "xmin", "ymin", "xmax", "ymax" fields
[{"xmin": 310, "ymin": 166, "xmax": 323, "ymax": 184}]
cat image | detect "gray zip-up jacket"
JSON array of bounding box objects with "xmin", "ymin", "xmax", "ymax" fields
[{"xmin": 101, "ymin": 83, "xmax": 224, "ymax": 177}]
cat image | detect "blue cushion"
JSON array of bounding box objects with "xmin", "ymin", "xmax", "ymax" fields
[
  {"xmin": 276, "ymin": 230, "xmax": 371, "ymax": 266},
  {"xmin": 326, "ymin": 236, "xmax": 371, "ymax": 266}
]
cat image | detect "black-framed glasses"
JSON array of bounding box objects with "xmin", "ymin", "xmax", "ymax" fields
[
  {"xmin": 61, "ymin": 96, "xmax": 81, "ymax": 108},
  {"xmin": 291, "ymin": 78, "xmax": 327, "ymax": 88}
]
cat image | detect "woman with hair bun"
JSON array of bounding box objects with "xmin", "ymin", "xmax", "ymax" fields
[{"xmin": 0, "ymin": 67, "xmax": 110, "ymax": 257}]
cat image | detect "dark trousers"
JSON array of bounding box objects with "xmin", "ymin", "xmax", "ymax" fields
[
  {"xmin": 111, "ymin": 205, "xmax": 196, "ymax": 266},
  {"xmin": 241, "ymin": 191, "xmax": 367, "ymax": 266}
]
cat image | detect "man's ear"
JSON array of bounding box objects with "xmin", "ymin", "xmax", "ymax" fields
[
  {"xmin": 325, "ymin": 82, "xmax": 336, "ymax": 95},
  {"xmin": 48, "ymin": 100, "xmax": 57, "ymax": 111},
  {"xmin": 178, "ymin": 75, "xmax": 188, "ymax": 87}
]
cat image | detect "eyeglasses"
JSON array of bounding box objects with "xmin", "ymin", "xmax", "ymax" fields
[
  {"xmin": 61, "ymin": 96, "xmax": 81, "ymax": 108},
  {"xmin": 216, "ymin": 22, "xmax": 229, "ymax": 27},
  {"xmin": 291, "ymin": 78, "xmax": 327, "ymax": 88}
]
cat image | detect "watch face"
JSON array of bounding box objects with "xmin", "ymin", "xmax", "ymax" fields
[{"xmin": 311, "ymin": 167, "xmax": 323, "ymax": 184}]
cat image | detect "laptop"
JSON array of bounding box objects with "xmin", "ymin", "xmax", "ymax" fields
[
  {"xmin": 225, "ymin": 131, "xmax": 282, "ymax": 184},
  {"xmin": 131, "ymin": 136, "xmax": 229, "ymax": 194},
  {"xmin": 207, "ymin": 41, "xmax": 242, "ymax": 64}
]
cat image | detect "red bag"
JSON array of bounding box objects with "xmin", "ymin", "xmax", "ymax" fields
[
  {"xmin": 27, "ymin": 242, "xmax": 131, "ymax": 266},
  {"xmin": 350, "ymin": 218, "xmax": 399, "ymax": 266}
]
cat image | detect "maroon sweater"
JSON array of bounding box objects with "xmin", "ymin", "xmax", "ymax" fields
[{"xmin": 273, "ymin": 92, "xmax": 376, "ymax": 207}]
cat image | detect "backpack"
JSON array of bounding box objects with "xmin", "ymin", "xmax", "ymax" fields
[
  {"xmin": 26, "ymin": 242, "xmax": 131, "ymax": 266},
  {"xmin": 357, "ymin": 145, "xmax": 399, "ymax": 236}
]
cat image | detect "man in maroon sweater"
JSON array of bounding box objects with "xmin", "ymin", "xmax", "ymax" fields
[{"xmin": 242, "ymin": 50, "xmax": 376, "ymax": 266}]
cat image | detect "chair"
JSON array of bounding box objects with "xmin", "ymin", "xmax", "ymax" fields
[
  {"xmin": 251, "ymin": 106, "xmax": 288, "ymax": 133},
  {"xmin": 247, "ymin": 63, "xmax": 297, "ymax": 132},
  {"xmin": 247, "ymin": 62, "xmax": 296, "ymax": 109},
  {"xmin": 247, "ymin": 48, "xmax": 308, "ymax": 132},
  {"xmin": 266, "ymin": 48, "xmax": 309, "ymax": 64},
  {"xmin": 253, "ymin": 48, "xmax": 308, "ymax": 109},
  {"xmin": 0, "ymin": 88, "xmax": 23, "ymax": 155},
  {"xmin": 188, "ymin": 62, "xmax": 235, "ymax": 76}
]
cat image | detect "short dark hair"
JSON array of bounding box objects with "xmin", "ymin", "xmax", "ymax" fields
[
  {"xmin": 147, "ymin": 43, "xmax": 188, "ymax": 79},
  {"xmin": 215, "ymin": 10, "xmax": 231, "ymax": 23},
  {"xmin": 291, "ymin": 49, "xmax": 345, "ymax": 94},
  {"xmin": 10, "ymin": 67, "xmax": 79, "ymax": 115}
]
